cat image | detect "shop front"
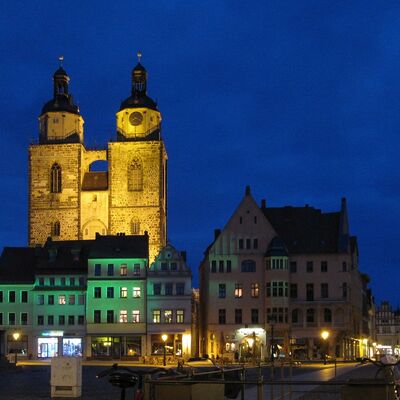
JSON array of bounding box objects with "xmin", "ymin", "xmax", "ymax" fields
[
  {"xmin": 37, "ymin": 331, "xmax": 83, "ymax": 358},
  {"xmin": 90, "ymin": 336, "xmax": 142, "ymax": 358},
  {"xmin": 235, "ymin": 328, "xmax": 266, "ymax": 361},
  {"xmin": 150, "ymin": 334, "xmax": 184, "ymax": 356}
]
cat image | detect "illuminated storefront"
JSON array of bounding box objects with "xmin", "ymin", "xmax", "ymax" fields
[
  {"xmin": 37, "ymin": 331, "xmax": 83, "ymax": 358},
  {"xmin": 90, "ymin": 336, "xmax": 142, "ymax": 357}
]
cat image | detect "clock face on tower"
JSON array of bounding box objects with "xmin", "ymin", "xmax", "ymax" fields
[{"xmin": 129, "ymin": 111, "xmax": 143, "ymax": 126}]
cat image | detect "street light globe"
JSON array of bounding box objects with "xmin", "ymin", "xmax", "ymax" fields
[
  {"xmin": 161, "ymin": 334, "xmax": 168, "ymax": 342},
  {"xmin": 321, "ymin": 330, "xmax": 329, "ymax": 341},
  {"xmin": 12, "ymin": 332, "xmax": 20, "ymax": 341}
]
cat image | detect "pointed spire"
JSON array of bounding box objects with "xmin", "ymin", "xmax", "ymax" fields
[
  {"xmin": 137, "ymin": 51, "xmax": 142, "ymax": 64},
  {"xmin": 58, "ymin": 55, "xmax": 64, "ymax": 67}
]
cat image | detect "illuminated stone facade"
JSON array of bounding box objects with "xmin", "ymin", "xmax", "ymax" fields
[{"xmin": 29, "ymin": 61, "xmax": 167, "ymax": 263}]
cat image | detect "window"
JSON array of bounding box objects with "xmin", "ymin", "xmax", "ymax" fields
[
  {"xmin": 107, "ymin": 264, "xmax": 114, "ymax": 276},
  {"xmin": 292, "ymin": 309, "xmax": 299, "ymax": 324},
  {"xmin": 69, "ymin": 277, "xmax": 75, "ymax": 286},
  {"xmin": 238, "ymin": 239, "xmax": 244, "ymax": 250},
  {"xmin": 219, "ymin": 284, "xmax": 226, "ymax": 298},
  {"xmin": 235, "ymin": 309, "xmax": 242, "ymax": 324},
  {"xmin": 290, "ymin": 284, "xmax": 297, "ymax": 299},
  {"xmin": 251, "ymin": 309, "xmax": 259, "ymax": 324},
  {"xmin": 94, "ymin": 310, "xmax": 101, "ymax": 323},
  {"xmin": 49, "ymin": 277, "xmax": 55, "ymax": 286},
  {"xmin": 61, "ymin": 277, "xmax": 66, "ymax": 286},
  {"xmin": 52, "ymin": 221, "xmax": 60, "ymax": 236},
  {"xmin": 107, "ymin": 287, "xmax": 114, "ymax": 298},
  {"xmin": 324, "ymin": 308, "xmax": 332, "ymax": 323},
  {"xmin": 133, "ymin": 287, "xmax": 141, "ymax": 298},
  {"xmin": 342, "ymin": 282, "xmax": 348, "ymax": 299},
  {"xmin": 246, "ymin": 239, "xmax": 251, "ymax": 249},
  {"xmin": 153, "ymin": 283, "xmax": 161, "ymax": 295},
  {"xmin": 68, "ymin": 315, "xmax": 75, "ymax": 325},
  {"xmin": 253, "ymin": 238, "xmax": 258, "ymax": 249},
  {"xmin": 321, "ymin": 283, "xmax": 329, "ymax": 298},
  {"xmin": 153, "ymin": 310, "xmax": 161, "ymax": 323},
  {"xmin": 266, "ymin": 281, "xmax": 288, "ymax": 297},
  {"xmin": 241, "ymin": 260, "xmax": 256, "ymax": 272},
  {"xmin": 234, "ymin": 283, "xmax": 243, "ymax": 298},
  {"xmin": 164, "ymin": 310, "xmax": 172, "ymax": 323},
  {"xmin": 219, "ymin": 309, "xmax": 226, "ymax": 324},
  {"xmin": 38, "ymin": 315, "xmax": 44, "ymax": 325},
  {"xmin": 9, "ymin": 291, "xmax": 15, "ymax": 303},
  {"xmin": 342, "ymin": 261, "xmax": 347, "ymax": 272},
  {"xmin": 306, "ymin": 308, "xmax": 315, "ymax": 324},
  {"xmin": 128, "ymin": 160, "xmax": 143, "ymax": 191},
  {"xmin": 79, "ymin": 277, "xmax": 85, "ymax": 287},
  {"xmin": 290, "ymin": 262, "xmax": 297, "ymax": 273},
  {"xmin": 59, "ymin": 315, "xmax": 65, "ymax": 325},
  {"xmin": 78, "ymin": 315, "xmax": 84, "ymax": 325},
  {"xmin": 78, "ymin": 295, "xmax": 85, "ymax": 305},
  {"xmin": 219, "ymin": 260, "xmax": 224, "ymax": 273},
  {"xmin": 176, "ymin": 283, "xmax": 185, "ymax": 295},
  {"xmin": 226, "ymin": 260, "xmax": 232, "ymax": 273},
  {"xmin": 267, "ymin": 307, "xmax": 288, "ymax": 323},
  {"xmin": 306, "ymin": 261, "xmax": 313, "ymax": 273},
  {"xmin": 176, "ymin": 310, "xmax": 184, "ymax": 323},
  {"xmin": 0, "ymin": 291, "xmax": 2, "ymax": 302},
  {"xmin": 19, "ymin": 313, "xmax": 27, "ymax": 325},
  {"xmin": 211, "ymin": 260, "xmax": 217, "ymax": 273},
  {"xmin": 306, "ymin": 284, "xmax": 314, "ymax": 301},
  {"xmin": 94, "ymin": 287, "xmax": 101, "ymax": 299},
  {"xmin": 8, "ymin": 313, "xmax": 15, "ymax": 325},
  {"xmin": 94, "ymin": 264, "xmax": 101, "ymax": 276},
  {"xmin": 131, "ymin": 217, "xmax": 140, "ymax": 235},
  {"xmin": 161, "ymin": 262, "xmax": 168, "ymax": 271},
  {"xmin": 68, "ymin": 295, "xmax": 75, "ymax": 305},
  {"xmin": 321, "ymin": 261, "xmax": 328, "ymax": 272},
  {"xmin": 48, "ymin": 315, "xmax": 54, "ymax": 325},
  {"xmin": 132, "ymin": 310, "xmax": 140, "ymax": 323},
  {"xmin": 37, "ymin": 295, "xmax": 44, "ymax": 305},
  {"xmin": 239, "ymin": 216, "xmax": 243, "ymax": 224},
  {"xmin": 50, "ymin": 163, "xmax": 62, "ymax": 193},
  {"xmin": 120, "ymin": 287, "xmax": 128, "ymax": 298},
  {"xmin": 120, "ymin": 264, "xmax": 127, "ymax": 276},
  {"xmin": 170, "ymin": 262, "xmax": 178, "ymax": 271},
  {"xmin": 251, "ymin": 283, "xmax": 259, "ymax": 298},
  {"xmin": 38, "ymin": 277, "xmax": 45, "ymax": 286},
  {"xmin": 133, "ymin": 264, "xmax": 140, "ymax": 276},
  {"xmin": 165, "ymin": 283, "xmax": 173, "ymax": 296},
  {"xmin": 119, "ymin": 310, "xmax": 128, "ymax": 323},
  {"xmin": 48, "ymin": 295, "xmax": 54, "ymax": 305},
  {"xmin": 58, "ymin": 295, "xmax": 66, "ymax": 305},
  {"xmin": 105, "ymin": 310, "xmax": 114, "ymax": 324}
]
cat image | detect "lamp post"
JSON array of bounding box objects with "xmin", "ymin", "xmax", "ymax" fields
[
  {"xmin": 269, "ymin": 315, "xmax": 277, "ymax": 365},
  {"xmin": 321, "ymin": 330, "xmax": 330, "ymax": 365},
  {"xmin": 162, "ymin": 334, "xmax": 168, "ymax": 366},
  {"xmin": 12, "ymin": 332, "xmax": 20, "ymax": 363}
]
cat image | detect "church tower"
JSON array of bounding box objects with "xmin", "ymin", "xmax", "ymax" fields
[
  {"xmin": 109, "ymin": 55, "xmax": 168, "ymax": 262},
  {"xmin": 29, "ymin": 63, "xmax": 84, "ymax": 245}
]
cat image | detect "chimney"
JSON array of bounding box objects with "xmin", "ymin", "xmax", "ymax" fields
[
  {"xmin": 261, "ymin": 199, "xmax": 266, "ymax": 209},
  {"xmin": 245, "ymin": 185, "xmax": 251, "ymax": 196},
  {"xmin": 214, "ymin": 229, "xmax": 221, "ymax": 240}
]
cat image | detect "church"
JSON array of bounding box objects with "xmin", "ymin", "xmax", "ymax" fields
[{"xmin": 29, "ymin": 56, "xmax": 167, "ymax": 263}]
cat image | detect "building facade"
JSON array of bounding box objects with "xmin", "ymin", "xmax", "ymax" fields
[
  {"xmin": 29, "ymin": 59, "xmax": 167, "ymax": 263},
  {"xmin": 376, "ymin": 301, "xmax": 400, "ymax": 356},
  {"xmin": 200, "ymin": 187, "xmax": 372, "ymax": 361}
]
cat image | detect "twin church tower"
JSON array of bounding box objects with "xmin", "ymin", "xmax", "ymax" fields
[{"xmin": 29, "ymin": 56, "xmax": 167, "ymax": 262}]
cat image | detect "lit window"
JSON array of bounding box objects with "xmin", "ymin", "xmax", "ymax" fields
[
  {"xmin": 131, "ymin": 217, "xmax": 140, "ymax": 235},
  {"xmin": 132, "ymin": 310, "xmax": 140, "ymax": 323},
  {"xmin": 251, "ymin": 283, "xmax": 259, "ymax": 298},
  {"xmin": 128, "ymin": 160, "xmax": 143, "ymax": 191},
  {"xmin": 120, "ymin": 264, "xmax": 127, "ymax": 276},
  {"xmin": 133, "ymin": 287, "xmax": 141, "ymax": 298},
  {"xmin": 119, "ymin": 310, "xmax": 128, "ymax": 323},
  {"xmin": 153, "ymin": 310, "xmax": 161, "ymax": 323},
  {"xmin": 50, "ymin": 163, "xmax": 62, "ymax": 193},
  {"xmin": 164, "ymin": 310, "xmax": 172, "ymax": 323},
  {"xmin": 176, "ymin": 310, "xmax": 184, "ymax": 323},
  {"xmin": 120, "ymin": 287, "xmax": 128, "ymax": 298},
  {"xmin": 58, "ymin": 295, "xmax": 66, "ymax": 305},
  {"xmin": 234, "ymin": 283, "xmax": 243, "ymax": 298}
]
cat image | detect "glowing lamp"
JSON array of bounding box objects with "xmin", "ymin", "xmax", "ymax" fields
[
  {"xmin": 161, "ymin": 334, "xmax": 168, "ymax": 342},
  {"xmin": 321, "ymin": 330, "xmax": 329, "ymax": 341},
  {"xmin": 12, "ymin": 332, "xmax": 20, "ymax": 341}
]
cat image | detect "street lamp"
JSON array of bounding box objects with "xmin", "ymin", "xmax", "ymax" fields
[
  {"xmin": 12, "ymin": 332, "xmax": 21, "ymax": 363},
  {"xmin": 162, "ymin": 334, "xmax": 168, "ymax": 366},
  {"xmin": 269, "ymin": 315, "xmax": 277, "ymax": 364},
  {"xmin": 321, "ymin": 330, "xmax": 330, "ymax": 364}
]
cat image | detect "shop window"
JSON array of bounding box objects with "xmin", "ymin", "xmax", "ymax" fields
[
  {"xmin": 251, "ymin": 283, "xmax": 259, "ymax": 298},
  {"xmin": 107, "ymin": 287, "xmax": 114, "ymax": 298},
  {"xmin": 219, "ymin": 284, "xmax": 226, "ymax": 298},
  {"xmin": 176, "ymin": 310, "xmax": 184, "ymax": 323},
  {"xmin": 119, "ymin": 310, "xmax": 128, "ymax": 323},
  {"xmin": 251, "ymin": 309, "xmax": 259, "ymax": 324},
  {"xmin": 94, "ymin": 287, "xmax": 101, "ymax": 299},
  {"xmin": 133, "ymin": 287, "xmax": 141, "ymax": 298},
  {"xmin": 48, "ymin": 315, "xmax": 54, "ymax": 325},
  {"xmin": 176, "ymin": 283, "xmax": 184, "ymax": 295},
  {"xmin": 94, "ymin": 310, "xmax": 101, "ymax": 323},
  {"xmin": 94, "ymin": 264, "xmax": 101, "ymax": 276},
  {"xmin": 120, "ymin": 287, "xmax": 128, "ymax": 298},
  {"xmin": 234, "ymin": 283, "xmax": 243, "ymax": 298},
  {"xmin": 164, "ymin": 310, "xmax": 172, "ymax": 323},
  {"xmin": 153, "ymin": 283, "xmax": 161, "ymax": 295},
  {"xmin": 68, "ymin": 295, "xmax": 75, "ymax": 305},
  {"xmin": 68, "ymin": 316, "xmax": 75, "ymax": 325},
  {"xmin": 38, "ymin": 315, "xmax": 44, "ymax": 325},
  {"xmin": 153, "ymin": 310, "xmax": 161, "ymax": 323},
  {"xmin": 219, "ymin": 309, "xmax": 226, "ymax": 324},
  {"xmin": 8, "ymin": 313, "xmax": 15, "ymax": 325},
  {"xmin": 107, "ymin": 310, "xmax": 114, "ymax": 323},
  {"xmin": 9, "ymin": 291, "xmax": 15, "ymax": 303},
  {"xmin": 235, "ymin": 309, "xmax": 242, "ymax": 324},
  {"xmin": 59, "ymin": 315, "xmax": 65, "ymax": 325},
  {"xmin": 132, "ymin": 310, "xmax": 140, "ymax": 323},
  {"xmin": 21, "ymin": 291, "xmax": 28, "ymax": 303},
  {"xmin": 63, "ymin": 338, "xmax": 82, "ymax": 357},
  {"xmin": 48, "ymin": 295, "xmax": 54, "ymax": 305},
  {"xmin": 107, "ymin": 264, "xmax": 114, "ymax": 276},
  {"xmin": 120, "ymin": 264, "xmax": 127, "ymax": 276}
]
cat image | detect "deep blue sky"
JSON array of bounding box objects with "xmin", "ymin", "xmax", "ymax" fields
[{"xmin": 0, "ymin": 1, "xmax": 398, "ymax": 305}]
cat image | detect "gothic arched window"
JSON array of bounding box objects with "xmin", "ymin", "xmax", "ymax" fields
[
  {"xmin": 131, "ymin": 217, "xmax": 140, "ymax": 235},
  {"xmin": 52, "ymin": 221, "xmax": 60, "ymax": 236},
  {"xmin": 50, "ymin": 163, "xmax": 62, "ymax": 193},
  {"xmin": 128, "ymin": 160, "xmax": 143, "ymax": 191}
]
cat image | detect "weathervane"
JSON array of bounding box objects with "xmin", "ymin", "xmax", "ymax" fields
[
  {"xmin": 137, "ymin": 51, "xmax": 142, "ymax": 63},
  {"xmin": 58, "ymin": 55, "xmax": 64, "ymax": 67}
]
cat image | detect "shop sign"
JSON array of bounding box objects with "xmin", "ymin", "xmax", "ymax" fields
[{"xmin": 41, "ymin": 331, "xmax": 64, "ymax": 337}]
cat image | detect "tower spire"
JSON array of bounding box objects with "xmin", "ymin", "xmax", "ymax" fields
[
  {"xmin": 58, "ymin": 55, "xmax": 64, "ymax": 67},
  {"xmin": 137, "ymin": 51, "xmax": 142, "ymax": 64}
]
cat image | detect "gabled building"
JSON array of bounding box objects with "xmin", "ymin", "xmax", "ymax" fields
[
  {"xmin": 376, "ymin": 301, "xmax": 400, "ymax": 356},
  {"xmin": 200, "ymin": 187, "xmax": 371, "ymax": 361}
]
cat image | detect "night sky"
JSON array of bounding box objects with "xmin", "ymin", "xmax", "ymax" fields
[{"xmin": 0, "ymin": 1, "xmax": 399, "ymax": 305}]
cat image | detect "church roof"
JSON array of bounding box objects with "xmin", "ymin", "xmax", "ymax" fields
[{"xmin": 82, "ymin": 172, "xmax": 108, "ymax": 191}]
